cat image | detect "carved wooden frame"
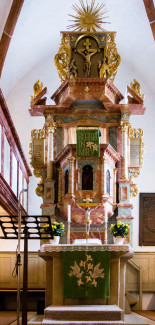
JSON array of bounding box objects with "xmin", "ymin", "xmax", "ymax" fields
[{"xmin": 139, "ymin": 193, "xmax": 155, "ymax": 246}]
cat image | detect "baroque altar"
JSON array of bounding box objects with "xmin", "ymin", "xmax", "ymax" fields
[{"xmin": 28, "ymin": 1, "xmax": 146, "ymax": 323}]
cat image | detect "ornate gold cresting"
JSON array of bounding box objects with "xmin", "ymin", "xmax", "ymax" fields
[
  {"xmin": 30, "ymin": 80, "xmax": 43, "ymax": 102},
  {"xmin": 130, "ymin": 79, "xmax": 144, "ymax": 100},
  {"xmin": 129, "ymin": 127, "xmax": 143, "ymax": 139},
  {"xmin": 31, "ymin": 128, "xmax": 45, "ymax": 140}
]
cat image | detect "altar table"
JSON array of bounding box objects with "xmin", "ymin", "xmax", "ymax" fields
[{"xmin": 39, "ymin": 244, "xmax": 134, "ymax": 310}]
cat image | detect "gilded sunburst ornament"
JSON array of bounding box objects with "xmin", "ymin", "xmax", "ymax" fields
[{"xmin": 68, "ymin": 0, "xmax": 109, "ymax": 32}]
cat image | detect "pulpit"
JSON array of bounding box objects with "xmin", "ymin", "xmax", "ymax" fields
[{"xmin": 39, "ymin": 244, "xmax": 134, "ymax": 311}]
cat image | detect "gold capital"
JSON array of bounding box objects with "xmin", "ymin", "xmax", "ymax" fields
[
  {"xmin": 68, "ymin": 157, "xmax": 76, "ymax": 163},
  {"xmin": 120, "ymin": 121, "xmax": 129, "ymax": 132}
]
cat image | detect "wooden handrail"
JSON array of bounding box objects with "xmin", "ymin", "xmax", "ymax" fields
[{"xmin": 127, "ymin": 260, "xmax": 142, "ymax": 310}]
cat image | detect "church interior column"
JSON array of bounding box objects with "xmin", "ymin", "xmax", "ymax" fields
[
  {"xmin": 113, "ymin": 168, "xmax": 118, "ymax": 203},
  {"xmin": 101, "ymin": 157, "xmax": 107, "ymax": 195},
  {"xmin": 120, "ymin": 122, "xmax": 129, "ymax": 180},
  {"xmin": 58, "ymin": 168, "xmax": 62, "ymax": 203},
  {"xmin": 47, "ymin": 123, "xmax": 56, "ymax": 179},
  {"xmin": 68, "ymin": 157, "xmax": 75, "ymax": 195}
]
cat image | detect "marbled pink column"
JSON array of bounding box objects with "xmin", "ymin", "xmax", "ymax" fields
[
  {"xmin": 68, "ymin": 157, "xmax": 75, "ymax": 195},
  {"xmin": 113, "ymin": 168, "xmax": 118, "ymax": 203},
  {"xmin": 58, "ymin": 168, "xmax": 62, "ymax": 203},
  {"xmin": 101, "ymin": 157, "xmax": 107, "ymax": 195},
  {"xmin": 120, "ymin": 122, "xmax": 129, "ymax": 179},
  {"xmin": 47, "ymin": 123, "xmax": 56, "ymax": 179}
]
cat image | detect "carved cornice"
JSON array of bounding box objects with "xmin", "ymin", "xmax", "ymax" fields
[
  {"xmin": 51, "ymin": 78, "xmax": 124, "ymax": 106},
  {"xmin": 100, "ymin": 144, "xmax": 121, "ymax": 163},
  {"xmin": 55, "ymin": 144, "xmax": 76, "ymax": 164}
]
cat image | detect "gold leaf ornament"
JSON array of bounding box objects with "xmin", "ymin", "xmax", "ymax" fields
[
  {"xmin": 106, "ymin": 35, "xmax": 121, "ymax": 81},
  {"xmin": 130, "ymin": 79, "xmax": 144, "ymax": 100},
  {"xmin": 54, "ymin": 35, "xmax": 71, "ymax": 82}
]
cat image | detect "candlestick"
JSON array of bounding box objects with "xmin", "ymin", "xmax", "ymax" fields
[{"xmin": 67, "ymin": 205, "xmax": 71, "ymax": 223}]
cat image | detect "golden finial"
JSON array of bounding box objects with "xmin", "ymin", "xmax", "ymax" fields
[
  {"xmin": 130, "ymin": 79, "xmax": 144, "ymax": 100},
  {"xmin": 30, "ymin": 80, "xmax": 43, "ymax": 101},
  {"xmin": 67, "ymin": 0, "xmax": 110, "ymax": 32}
]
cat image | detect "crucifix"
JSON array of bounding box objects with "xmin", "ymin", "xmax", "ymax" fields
[
  {"xmin": 76, "ymin": 195, "xmax": 100, "ymax": 243},
  {"xmin": 75, "ymin": 38, "xmax": 100, "ymax": 77}
]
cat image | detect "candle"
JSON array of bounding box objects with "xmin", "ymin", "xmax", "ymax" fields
[
  {"xmin": 67, "ymin": 205, "xmax": 71, "ymax": 223},
  {"xmin": 104, "ymin": 204, "xmax": 108, "ymax": 244}
]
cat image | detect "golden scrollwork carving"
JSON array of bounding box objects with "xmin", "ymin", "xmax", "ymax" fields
[
  {"xmin": 54, "ymin": 34, "xmax": 71, "ymax": 82},
  {"xmin": 130, "ymin": 185, "xmax": 138, "ymax": 198},
  {"xmin": 35, "ymin": 184, "xmax": 44, "ymax": 198},
  {"xmin": 33, "ymin": 169, "xmax": 43, "ymax": 184},
  {"xmin": 33, "ymin": 169, "xmax": 44, "ymax": 198},
  {"xmin": 130, "ymin": 79, "xmax": 144, "ymax": 100},
  {"xmin": 129, "ymin": 168, "xmax": 140, "ymax": 184},
  {"xmin": 129, "ymin": 127, "xmax": 143, "ymax": 139},
  {"xmin": 31, "ymin": 127, "xmax": 45, "ymax": 139},
  {"xmin": 105, "ymin": 35, "xmax": 121, "ymax": 81},
  {"xmin": 30, "ymin": 80, "xmax": 43, "ymax": 102}
]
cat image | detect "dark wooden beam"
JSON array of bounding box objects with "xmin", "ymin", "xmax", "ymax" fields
[
  {"xmin": 143, "ymin": 0, "xmax": 155, "ymax": 40},
  {"xmin": 0, "ymin": 0, "xmax": 24, "ymax": 76}
]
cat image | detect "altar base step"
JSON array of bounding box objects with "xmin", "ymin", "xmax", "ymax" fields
[{"xmin": 42, "ymin": 305, "xmax": 124, "ymax": 325}]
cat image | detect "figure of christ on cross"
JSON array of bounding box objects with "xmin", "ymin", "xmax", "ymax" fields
[
  {"xmin": 76, "ymin": 195, "xmax": 100, "ymax": 243},
  {"xmin": 75, "ymin": 38, "xmax": 100, "ymax": 77}
]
